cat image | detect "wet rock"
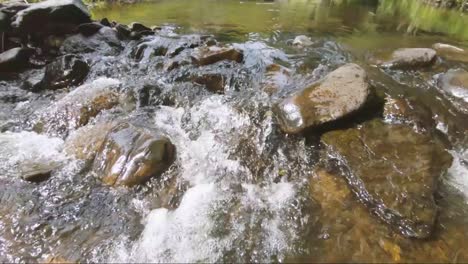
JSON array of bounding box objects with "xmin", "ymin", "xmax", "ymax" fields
[
  {"xmin": 36, "ymin": 78, "xmax": 121, "ymax": 136},
  {"xmin": 0, "ymin": 47, "xmax": 34, "ymax": 72},
  {"xmin": 192, "ymin": 74, "xmax": 225, "ymax": 93},
  {"xmin": 275, "ymin": 63, "xmax": 369, "ymax": 134},
  {"xmin": 115, "ymin": 23, "xmax": 131, "ymax": 39},
  {"xmin": 93, "ymin": 122, "xmax": 176, "ymax": 187},
  {"xmin": 383, "ymin": 96, "xmax": 435, "ymax": 133},
  {"xmin": 61, "ymin": 27, "xmax": 122, "ymax": 55},
  {"xmin": 261, "ymin": 64, "xmax": 291, "ymax": 95},
  {"xmin": 11, "ymin": 0, "xmax": 91, "ymax": 35},
  {"xmin": 99, "ymin": 17, "xmax": 111, "ymax": 27},
  {"xmin": 292, "ymin": 35, "xmax": 313, "ymax": 47},
  {"xmin": 380, "ymin": 48, "xmax": 436, "ymax": 69},
  {"xmin": 0, "ymin": 10, "xmax": 10, "ymax": 32},
  {"xmin": 191, "ymin": 46, "xmax": 243, "ymax": 66},
  {"xmin": 321, "ymin": 119, "xmax": 453, "ymax": 239},
  {"xmin": 77, "ymin": 22, "xmax": 103, "ymax": 37},
  {"xmin": 65, "ymin": 122, "xmax": 115, "ymax": 160},
  {"xmin": 40, "ymin": 54, "xmax": 89, "ymax": 91},
  {"xmin": 130, "ymin": 22, "xmax": 151, "ymax": 33},
  {"xmin": 19, "ymin": 162, "xmax": 56, "ymax": 182},
  {"xmin": 436, "ymin": 69, "xmax": 468, "ymax": 103},
  {"xmin": 22, "ymin": 71, "xmax": 43, "ymax": 91},
  {"xmin": 432, "ymin": 43, "xmax": 464, "ymax": 54}
]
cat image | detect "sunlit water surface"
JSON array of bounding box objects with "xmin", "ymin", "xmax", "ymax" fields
[{"xmin": 1, "ymin": 0, "xmax": 468, "ymax": 263}]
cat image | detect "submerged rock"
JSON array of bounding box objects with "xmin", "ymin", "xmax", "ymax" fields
[
  {"xmin": 292, "ymin": 35, "xmax": 313, "ymax": 47},
  {"xmin": 191, "ymin": 46, "xmax": 243, "ymax": 66},
  {"xmin": 93, "ymin": 122, "xmax": 176, "ymax": 187},
  {"xmin": 261, "ymin": 63, "xmax": 291, "ymax": 95},
  {"xmin": 321, "ymin": 119, "xmax": 452, "ymax": 239},
  {"xmin": 39, "ymin": 54, "xmax": 89, "ymax": 91},
  {"xmin": 11, "ymin": 0, "xmax": 91, "ymax": 35},
  {"xmin": 380, "ymin": 48, "xmax": 436, "ymax": 69},
  {"xmin": 0, "ymin": 47, "xmax": 34, "ymax": 72},
  {"xmin": 383, "ymin": 96, "xmax": 435, "ymax": 133},
  {"xmin": 436, "ymin": 69, "xmax": 468, "ymax": 103},
  {"xmin": 192, "ymin": 74, "xmax": 225, "ymax": 93},
  {"xmin": 275, "ymin": 63, "xmax": 369, "ymax": 134},
  {"xmin": 36, "ymin": 78, "xmax": 121, "ymax": 136}
]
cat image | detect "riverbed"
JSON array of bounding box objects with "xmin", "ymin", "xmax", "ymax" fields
[{"xmin": 1, "ymin": 0, "xmax": 468, "ymax": 262}]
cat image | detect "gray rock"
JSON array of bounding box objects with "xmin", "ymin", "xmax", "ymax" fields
[
  {"xmin": 380, "ymin": 48, "xmax": 436, "ymax": 69},
  {"xmin": 321, "ymin": 119, "xmax": 453, "ymax": 239},
  {"xmin": 11, "ymin": 0, "xmax": 91, "ymax": 35},
  {"xmin": 61, "ymin": 27, "xmax": 122, "ymax": 55},
  {"xmin": 275, "ymin": 63, "xmax": 369, "ymax": 133},
  {"xmin": 0, "ymin": 47, "xmax": 34, "ymax": 72}
]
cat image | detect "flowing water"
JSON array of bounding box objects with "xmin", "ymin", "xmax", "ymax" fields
[{"xmin": 1, "ymin": 0, "xmax": 468, "ymax": 263}]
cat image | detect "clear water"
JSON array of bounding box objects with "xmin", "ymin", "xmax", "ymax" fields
[{"xmin": 1, "ymin": 0, "xmax": 468, "ymax": 263}]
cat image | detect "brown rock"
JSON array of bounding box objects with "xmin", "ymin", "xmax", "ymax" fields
[
  {"xmin": 321, "ymin": 119, "xmax": 453, "ymax": 239},
  {"xmin": 193, "ymin": 74, "xmax": 225, "ymax": 93},
  {"xmin": 93, "ymin": 122, "xmax": 176, "ymax": 187},
  {"xmin": 191, "ymin": 46, "xmax": 243, "ymax": 66},
  {"xmin": 275, "ymin": 63, "xmax": 369, "ymax": 134}
]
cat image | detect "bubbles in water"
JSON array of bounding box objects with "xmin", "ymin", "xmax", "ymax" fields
[{"xmin": 0, "ymin": 131, "xmax": 66, "ymax": 177}]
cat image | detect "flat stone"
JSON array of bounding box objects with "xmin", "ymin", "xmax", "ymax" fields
[
  {"xmin": 275, "ymin": 63, "xmax": 369, "ymax": 133},
  {"xmin": 380, "ymin": 48, "xmax": 436, "ymax": 69},
  {"xmin": 321, "ymin": 119, "xmax": 453, "ymax": 239},
  {"xmin": 191, "ymin": 46, "xmax": 243, "ymax": 66}
]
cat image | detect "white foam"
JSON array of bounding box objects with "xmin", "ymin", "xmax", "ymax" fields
[
  {"xmin": 0, "ymin": 131, "xmax": 66, "ymax": 177},
  {"xmin": 447, "ymin": 150, "xmax": 468, "ymax": 200},
  {"xmin": 109, "ymin": 96, "xmax": 300, "ymax": 262}
]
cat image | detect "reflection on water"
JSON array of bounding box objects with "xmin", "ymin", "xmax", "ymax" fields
[{"xmin": 92, "ymin": 0, "xmax": 468, "ymax": 42}]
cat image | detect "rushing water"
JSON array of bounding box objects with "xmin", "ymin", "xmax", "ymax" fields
[{"xmin": 1, "ymin": 0, "xmax": 468, "ymax": 263}]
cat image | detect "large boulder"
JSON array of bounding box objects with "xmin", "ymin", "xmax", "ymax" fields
[
  {"xmin": 93, "ymin": 122, "xmax": 176, "ymax": 187},
  {"xmin": 39, "ymin": 54, "xmax": 89, "ymax": 91},
  {"xmin": 11, "ymin": 0, "xmax": 91, "ymax": 35},
  {"xmin": 0, "ymin": 47, "xmax": 34, "ymax": 72},
  {"xmin": 35, "ymin": 78, "xmax": 121, "ymax": 136},
  {"xmin": 380, "ymin": 48, "xmax": 436, "ymax": 69},
  {"xmin": 321, "ymin": 119, "xmax": 453, "ymax": 239},
  {"xmin": 275, "ymin": 63, "xmax": 369, "ymax": 134}
]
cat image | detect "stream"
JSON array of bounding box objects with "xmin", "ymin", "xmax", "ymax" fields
[{"xmin": 1, "ymin": 0, "xmax": 468, "ymax": 263}]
